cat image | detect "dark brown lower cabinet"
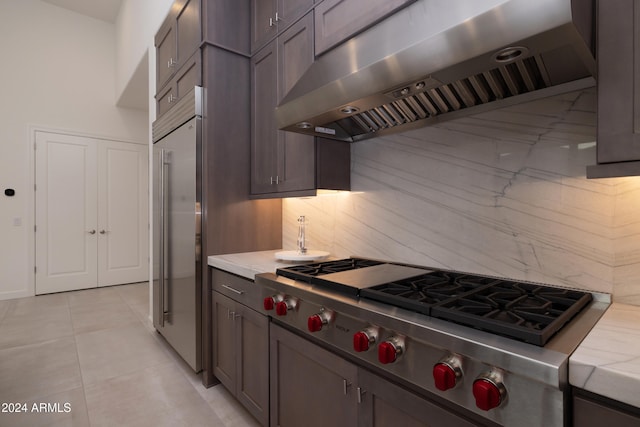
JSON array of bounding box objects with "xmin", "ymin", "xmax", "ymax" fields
[
  {"xmin": 213, "ymin": 291, "xmax": 269, "ymax": 426},
  {"xmin": 357, "ymin": 369, "xmax": 476, "ymax": 427},
  {"xmin": 573, "ymin": 389, "xmax": 640, "ymax": 427},
  {"xmin": 270, "ymin": 324, "xmax": 477, "ymax": 427},
  {"xmin": 270, "ymin": 323, "xmax": 358, "ymax": 426}
]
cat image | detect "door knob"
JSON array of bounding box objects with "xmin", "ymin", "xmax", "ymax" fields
[
  {"xmin": 99, "ymin": 230, "xmax": 108, "ymax": 234},
  {"xmin": 87, "ymin": 230, "xmax": 96, "ymax": 235}
]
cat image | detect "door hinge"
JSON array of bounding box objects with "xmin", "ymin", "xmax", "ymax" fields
[
  {"xmin": 34, "ymin": 266, "xmax": 37, "ymax": 274},
  {"xmin": 34, "ymin": 225, "xmax": 37, "ymax": 232}
]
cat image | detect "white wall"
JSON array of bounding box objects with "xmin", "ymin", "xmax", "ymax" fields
[
  {"xmin": 115, "ymin": 0, "xmax": 173, "ymax": 108},
  {"xmin": 0, "ymin": 1, "xmax": 149, "ymax": 299},
  {"xmin": 283, "ymin": 88, "xmax": 640, "ymax": 305}
]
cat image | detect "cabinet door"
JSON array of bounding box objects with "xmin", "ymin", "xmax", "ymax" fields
[
  {"xmin": 156, "ymin": 83, "xmax": 174, "ymax": 119},
  {"xmin": 251, "ymin": 0, "xmax": 277, "ymax": 52},
  {"xmin": 276, "ymin": 0, "xmax": 314, "ymax": 28},
  {"xmin": 176, "ymin": 0, "xmax": 201, "ymax": 66},
  {"xmin": 155, "ymin": 19, "xmax": 176, "ymax": 92},
  {"xmin": 212, "ymin": 292, "xmax": 237, "ymax": 394},
  {"xmin": 314, "ymin": 0, "xmax": 416, "ymax": 55},
  {"xmin": 357, "ymin": 370, "xmax": 476, "ymax": 427},
  {"xmin": 155, "ymin": 53, "xmax": 200, "ymax": 119},
  {"xmin": 251, "ymin": 42, "xmax": 279, "ymax": 194},
  {"xmin": 174, "ymin": 52, "xmax": 200, "ymax": 103},
  {"xmin": 574, "ymin": 394, "xmax": 640, "ymax": 427},
  {"xmin": 237, "ymin": 305, "xmax": 270, "ymax": 427},
  {"xmin": 270, "ymin": 324, "xmax": 358, "ymax": 427},
  {"xmin": 596, "ymin": 0, "xmax": 640, "ymax": 163},
  {"xmin": 276, "ymin": 13, "xmax": 315, "ymax": 193}
]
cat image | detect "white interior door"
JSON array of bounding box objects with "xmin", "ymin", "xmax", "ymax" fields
[
  {"xmin": 35, "ymin": 132, "xmax": 149, "ymax": 295},
  {"xmin": 35, "ymin": 132, "xmax": 98, "ymax": 294},
  {"xmin": 97, "ymin": 141, "xmax": 149, "ymax": 287}
]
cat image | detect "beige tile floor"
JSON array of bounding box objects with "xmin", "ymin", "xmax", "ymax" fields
[{"xmin": 0, "ymin": 283, "xmax": 260, "ymax": 427}]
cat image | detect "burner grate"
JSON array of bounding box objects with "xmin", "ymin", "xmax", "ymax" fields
[
  {"xmin": 361, "ymin": 272, "xmax": 498, "ymax": 315},
  {"xmin": 430, "ymin": 281, "xmax": 593, "ymax": 346},
  {"xmin": 276, "ymin": 258, "xmax": 383, "ymax": 283}
]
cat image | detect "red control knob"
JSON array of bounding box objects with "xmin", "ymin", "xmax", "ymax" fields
[
  {"xmin": 353, "ymin": 331, "xmax": 371, "ymax": 352},
  {"xmin": 473, "ymin": 379, "xmax": 503, "ymax": 411},
  {"xmin": 308, "ymin": 315, "xmax": 324, "ymax": 332},
  {"xmin": 263, "ymin": 297, "xmax": 275, "ymax": 311},
  {"xmin": 433, "ymin": 363, "xmax": 457, "ymax": 391},
  {"xmin": 378, "ymin": 340, "xmax": 402, "ymax": 364},
  {"xmin": 275, "ymin": 301, "xmax": 288, "ymax": 316},
  {"xmin": 307, "ymin": 310, "xmax": 332, "ymax": 332}
]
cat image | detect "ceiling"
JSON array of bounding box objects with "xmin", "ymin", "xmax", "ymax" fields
[{"xmin": 41, "ymin": 0, "xmax": 123, "ymax": 23}]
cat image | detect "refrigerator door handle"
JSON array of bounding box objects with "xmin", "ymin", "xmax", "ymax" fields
[{"xmin": 158, "ymin": 149, "xmax": 169, "ymax": 326}]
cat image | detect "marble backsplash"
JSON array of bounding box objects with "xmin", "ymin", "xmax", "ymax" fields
[{"xmin": 282, "ymin": 88, "xmax": 640, "ymax": 304}]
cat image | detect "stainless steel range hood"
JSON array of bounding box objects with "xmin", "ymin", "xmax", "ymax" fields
[{"xmin": 276, "ymin": 0, "xmax": 596, "ymax": 142}]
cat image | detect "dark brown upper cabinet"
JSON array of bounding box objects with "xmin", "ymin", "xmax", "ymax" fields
[
  {"xmin": 251, "ymin": 0, "xmax": 314, "ymax": 53},
  {"xmin": 314, "ymin": 0, "xmax": 415, "ymax": 55},
  {"xmin": 155, "ymin": 0, "xmax": 201, "ymax": 94},
  {"xmin": 587, "ymin": 0, "xmax": 640, "ymax": 178},
  {"xmin": 250, "ymin": 13, "xmax": 350, "ymax": 198}
]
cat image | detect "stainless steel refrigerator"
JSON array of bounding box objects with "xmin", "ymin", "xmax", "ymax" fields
[{"xmin": 152, "ymin": 87, "xmax": 203, "ymax": 372}]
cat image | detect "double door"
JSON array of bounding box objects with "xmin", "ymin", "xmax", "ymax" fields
[{"xmin": 35, "ymin": 132, "xmax": 149, "ymax": 294}]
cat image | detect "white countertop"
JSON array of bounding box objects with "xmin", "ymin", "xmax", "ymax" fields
[
  {"xmin": 569, "ymin": 303, "xmax": 640, "ymax": 408},
  {"xmin": 207, "ymin": 250, "xmax": 293, "ymax": 280}
]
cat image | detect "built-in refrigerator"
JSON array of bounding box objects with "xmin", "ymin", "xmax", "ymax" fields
[{"xmin": 152, "ymin": 87, "xmax": 202, "ymax": 372}]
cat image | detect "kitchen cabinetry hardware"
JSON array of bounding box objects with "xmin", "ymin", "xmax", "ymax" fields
[
  {"xmin": 168, "ymin": 58, "xmax": 177, "ymax": 68},
  {"xmin": 343, "ymin": 379, "xmax": 351, "ymax": 395},
  {"xmin": 222, "ymin": 284, "xmax": 244, "ymax": 295},
  {"xmin": 87, "ymin": 230, "xmax": 96, "ymax": 235},
  {"xmin": 99, "ymin": 230, "xmax": 109, "ymax": 234},
  {"xmin": 356, "ymin": 387, "xmax": 366, "ymax": 404}
]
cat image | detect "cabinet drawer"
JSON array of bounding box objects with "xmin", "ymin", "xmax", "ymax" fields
[{"xmin": 211, "ymin": 268, "xmax": 261, "ymax": 308}]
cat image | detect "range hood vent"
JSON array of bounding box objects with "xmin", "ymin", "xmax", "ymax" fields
[{"xmin": 276, "ymin": 0, "xmax": 596, "ymax": 143}]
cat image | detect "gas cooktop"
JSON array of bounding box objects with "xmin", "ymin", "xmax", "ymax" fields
[{"xmin": 276, "ymin": 258, "xmax": 592, "ymax": 346}]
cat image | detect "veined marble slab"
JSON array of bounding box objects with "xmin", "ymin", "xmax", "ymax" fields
[
  {"xmin": 283, "ymin": 88, "xmax": 640, "ymax": 304},
  {"xmin": 569, "ymin": 303, "xmax": 640, "ymax": 408}
]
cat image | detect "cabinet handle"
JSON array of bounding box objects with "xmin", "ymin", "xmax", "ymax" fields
[
  {"xmin": 275, "ymin": 12, "xmax": 281, "ymax": 22},
  {"xmin": 357, "ymin": 387, "xmax": 366, "ymax": 404},
  {"xmin": 167, "ymin": 94, "xmax": 175, "ymax": 104},
  {"xmin": 269, "ymin": 17, "xmax": 274, "ymax": 27},
  {"xmin": 167, "ymin": 58, "xmax": 177, "ymax": 68},
  {"xmin": 222, "ymin": 285, "xmax": 244, "ymax": 295},
  {"xmin": 343, "ymin": 379, "xmax": 351, "ymax": 395},
  {"xmin": 270, "ymin": 176, "xmax": 280, "ymax": 185}
]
